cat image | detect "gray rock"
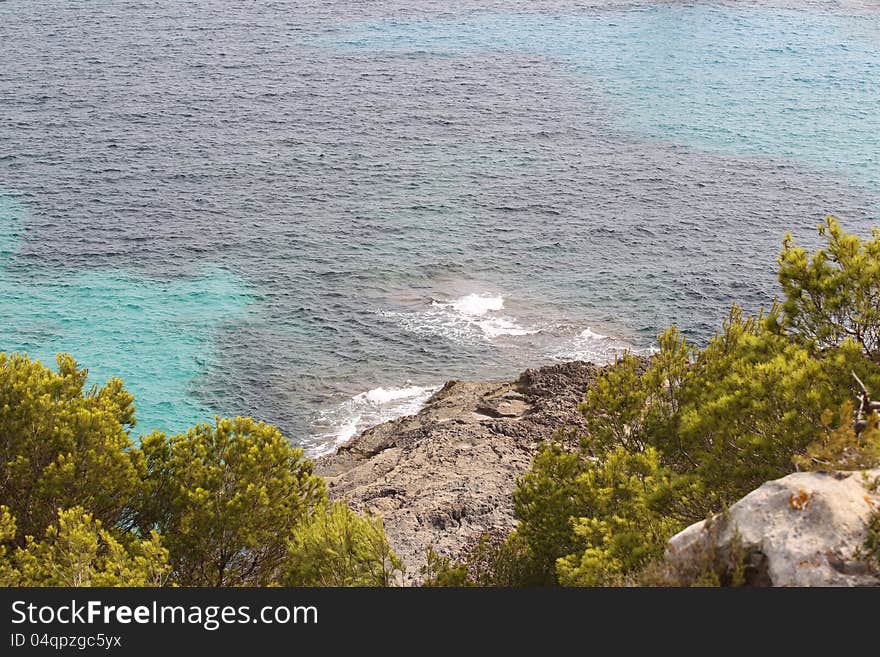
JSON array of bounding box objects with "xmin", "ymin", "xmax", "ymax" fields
[
  {"xmin": 667, "ymin": 468, "xmax": 880, "ymax": 587},
  {"xmin": 315, "ymin": 361, "xmax": 600, "ymax": 584}
]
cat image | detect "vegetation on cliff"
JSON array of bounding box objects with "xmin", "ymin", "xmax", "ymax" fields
[
  {"xmin": 426, "ymin": 217, "xmax": 880, "ymax": 586},
  {"xmin": 0, "ymin": 355, "xmax": 401, "ymax": 586}
]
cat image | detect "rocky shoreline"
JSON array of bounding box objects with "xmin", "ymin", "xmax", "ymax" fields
[{"xmin": 315, "ymin": 360, "xmax": 601, "ymax": 583}]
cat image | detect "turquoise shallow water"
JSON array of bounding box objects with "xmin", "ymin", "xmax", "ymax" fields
[
  {"xmin": 0, "ymin": 196, "xmax": 251, "ymax": 435},
  {"xmin": 335, "ymin": 5, "xmax": 880, "ymax": 188},
  {"xmin": 0, "ymin": 1, "xmax": 878, "ymax": 451}
]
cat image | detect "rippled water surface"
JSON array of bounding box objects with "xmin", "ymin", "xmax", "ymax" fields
[{"xmin": 1, "ymin": 0, "xmax": 878, "ymax": 451}]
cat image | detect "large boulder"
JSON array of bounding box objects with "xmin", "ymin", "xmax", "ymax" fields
[{"xmin": 668, "ymin": 468, "xmax": 880, "ymax": 586}]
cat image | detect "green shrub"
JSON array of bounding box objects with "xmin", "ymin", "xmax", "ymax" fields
[
  {"xmin": 0, "ymin": 353, "xmax": 143, "ymax": 542},
  {"xmin": 420, "ymin": 530, "xmax": 545, "ymax": 587},
  {"xmin": 0, "ymin": 506, "xmax": 169, "ymax": 587},
  {"xmin": 0, "ymin": 353, "xmax": 400, "ymax": 587},
  {"xmin": 135, "ymin": 418, "xmax": 326, "ymax": 586},
  {"xmin": 284, "ymin": 501, "xmax": 403, "ymax": 587},
  {"xmin": 420, "ymin": 547, "xmax": 471, "ymax": 587}
]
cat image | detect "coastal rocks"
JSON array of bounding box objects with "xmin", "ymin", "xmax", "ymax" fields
[
  {"xmin": 315, "ymin": 361, "xmax": 600, "ymax": 584},
  {"xmin": 667, "ymin": 468, "xmax": 880, "ymax": 587}
]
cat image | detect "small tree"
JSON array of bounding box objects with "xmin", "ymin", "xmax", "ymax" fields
[
  {"xmin": 778, "ymin": 216, "xmax": 880, "ymax": 363},
  {"xmin": 512, "ymin": 438, "xmax": 587, "ymax": 585},
  {"xmin": 556, "ymin": 447, "xmax": 680, "ymax": 586},
  {"xmin": 2, "ymin": 506, "xmax": 168, "ymax": 587},
  {"xmin": 284, "ymin": 501, "xmax": 403, "ymax": 587},
  {"xmin": 136, "ymin": 418, "xmax": 326, "ymax": 586},
  {"xmin": 0, "ymin": 353, "xmax": 143, "ymax": 543}
]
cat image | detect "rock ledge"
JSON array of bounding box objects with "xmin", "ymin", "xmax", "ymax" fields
[{"xmin": 315, "ymin": 361, "xmax": 600, "ymax": 583}]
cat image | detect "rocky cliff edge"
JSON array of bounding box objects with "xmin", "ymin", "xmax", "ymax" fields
[{"xmin": 315, "ymin": 361, "xmax": 599, "ymax": 583}]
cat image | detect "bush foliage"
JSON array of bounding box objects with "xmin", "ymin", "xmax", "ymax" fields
[
  {"xmin": 284, "ymin": 501, "xmax": 402, "ymax": 586},
  {"xmin": 0, "ymin": 356, "xmax": 400, "ymax": 587}
]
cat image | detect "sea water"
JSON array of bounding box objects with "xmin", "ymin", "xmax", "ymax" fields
[{"xmin": 1, "ymin": 0, "xmax": 878, "ymax": 452}]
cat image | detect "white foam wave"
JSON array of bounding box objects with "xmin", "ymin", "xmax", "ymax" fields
[
  {"xmin": 441, "ymin": 293, "xmax": 504, "ymax": 317},
  {"xmin": 579, "ymin": 327, "xmax": 608, "ymax": 341},
  {"xmin": 479, "ymin": 316, "xmax": 536, "ymax": 338},
  {"xmin": 307, "ymin": 383, "xmax": 439, "ymax": 457},
  {"xmin": 549, "ymin": 326, "xmax": 635, "ymax": 364},
  {"xmin": 359, "ymin": 384, "xmax": 432, "ymax": 405},
  {"xmin": 386, "ymin": 292, "xmax": 537, "ymax": 343}
]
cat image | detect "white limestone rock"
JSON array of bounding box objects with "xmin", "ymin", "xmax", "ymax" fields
[{"xmin": 668, "ymin": 468, "xmax": 880, "ymax": 586}]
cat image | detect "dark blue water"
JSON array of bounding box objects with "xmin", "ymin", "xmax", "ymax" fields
[{"xmin": 1, "ymin": 0, "xmax": 878, "ymax": 453}]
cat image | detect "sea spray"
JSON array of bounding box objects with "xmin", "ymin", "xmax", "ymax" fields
[{"xmin": 383, "ymin": 292, "xmax": 538, "ymax": 344}]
